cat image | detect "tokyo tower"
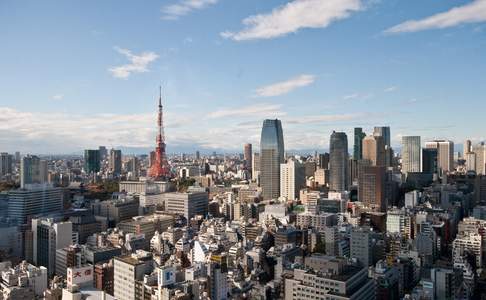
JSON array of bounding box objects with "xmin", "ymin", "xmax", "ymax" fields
[{"xmin": 148, "ymin": 86, "xmax": 171, "ymax": 179}]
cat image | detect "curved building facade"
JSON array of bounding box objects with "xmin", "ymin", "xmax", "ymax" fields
[
  {"xmin": 260, "ymin": 119, "xmax": 285, "ymax": 200},
  {"xmin": 329, "ymin": 131, "xmax": 348, "ymax": 192}
]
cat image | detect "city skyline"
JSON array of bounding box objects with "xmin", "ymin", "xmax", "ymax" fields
[{"xmin": 1, "ymin": 0, "xmax": 486, "ymax": 153}]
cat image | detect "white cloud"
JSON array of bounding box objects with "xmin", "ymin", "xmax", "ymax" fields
[
  {"xmin": 0, "ymin": 107, "xmax": 190, "ymax": 153},
  {"xmin": 52, "ymin": 94, "xmax": 64, "ymax": 100},
  {"xmin": 162, "ymin": 0, "xmax": 218, "ymax": 20},
  {"xmin": 206, "ymin": 103, "xmax": 286, "ymax": 119},
  {"xmin": 108, "ymin": 47, "xmax": 159, "ymax": 79},
  {"xmin": 342, "ymin": 93, "xmax": 373, "ymax": 100},
  {"xmin": 221, "ymin": 0, "xmax": 363, "ymax": 41},
  {"xmin": 255, "ymin": 74, "xmax": 315, "ymax": 97},
  {"xmin": 343, "ymin": 93, "xmax": 359, "ymax": 100},
  {"xmin": 385, "ymin": 0, "xmax": 486, "ymax": 34},
  {"xmin": 384, "ymin": 86, "xmax": 397, "ymax": 92}
]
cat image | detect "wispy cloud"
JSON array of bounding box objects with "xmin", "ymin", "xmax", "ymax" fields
[
  {"xmin": 255, "ymin": 74, "xmax": 315, "ymax": 97},
  {"xmin": 343, "ymin": 93, "xmax": 359, "ymax": 100},
  {"xmin": 384, "ymin": 86, "xmax": 397, "ymax": 92},
  {"xmin": 221, "ymin": 0, "xmax": 363, "ymax": 41},
  {"xmin": 286, "ymin": 113, "xmax": 366, "ymax": 124},
  {"xmin": 162, "ymin": 0, "xmax": 218, "ymax": 20},
  {"xmin": 108, "ymin": 47, "xmax": 159, "ymax": 79},
  {"xmin": 385, "ymin": 0, "xmax": 486, "ymax": 34},
  {"xmin": 206, "ymin": 103, "xmax": 286, "ymax": 119},
  {"xmin": 342, "ymin": 92, "xmax": 373, "ymax": 101},
  {"xmin": 51, "ymin": 94, "xmax": 64, "ymax": 101}
]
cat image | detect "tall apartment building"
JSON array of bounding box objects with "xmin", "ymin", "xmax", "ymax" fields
[
  {"xmin": 113, "ymin": 251, "xmax": 154, "ymax": 300},
  {"xmin": 386, "ymin": 208, "xmax": 412, "ymax": 239},
  {"xmin": 280, "ymin": 158, "xmax": 305, "ymax": 201},
  {"xmin": 32, "ymin": 218, "xmax": 73, "ymax": 276},
  {"xmin": 473, "ymin": 143, "xmax": 486, "ymax": 175},
  {"xmin": 207, "ymin": 262, "xmax": 228, "ymax": 300},
  {"xmin": 251, "ymin": 152, "xmax": 260, "ymax": 181}
]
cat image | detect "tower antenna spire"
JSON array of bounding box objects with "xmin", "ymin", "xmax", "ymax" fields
[
  {"xmin": 159, "ymin": 85, "xmax": 162, "ymax": 107},
  {"xmin": 149, "ymin": 85, "xmax": 170, "ymax": 179}
]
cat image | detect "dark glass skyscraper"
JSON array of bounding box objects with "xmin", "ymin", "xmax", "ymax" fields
[
  {"xmin": 84, "ymin": 150, "xmax": 100, "ymax": 174},
  {"xmin": 260, "ymin": 119, "xmax": 284, "ymax": 200},
  {"xmin": 329, "ymin": 131, "xmax": 348, "ymax": 192},
  {"xmin": 354, "ymin": 127, "xmax": 366, "ymax": 160},
  {"xmin": 422, "ymin": 148, "xmax": 438, "ymax": 174}
]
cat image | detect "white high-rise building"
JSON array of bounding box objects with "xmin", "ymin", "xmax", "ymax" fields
[
  {"xmin": 32, "ymin": 218, "xmax": 73, "ymax": 276},
  {"xmin": 114, "ymin": 251, "xmax": 154, "ymax": 300},
  {"xmin": 473, "ymin": 143, "xmax": 486, "ymax": 175},
  {"xmin": 386, "ymin": 208, "xmax": 412, "ymax": 239},
  {"xmin": 251, "ymin": 152, "xmax": 260, "ymax": 181},
  {"xmin": 465, "ymin": 152, "xmax": 476, "ymax": 172},
  {"xmin": 401, "ymin": 136, "xmax": 421, "ymax": 174},
  {"xmin": 280, "ymin": 158, "xmax": 305, "ymax": 201}
]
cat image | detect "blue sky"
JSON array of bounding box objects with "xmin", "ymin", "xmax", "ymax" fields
[{"xmin": 1, "ymin": 0, "xmax": 485, "ymax": 154}]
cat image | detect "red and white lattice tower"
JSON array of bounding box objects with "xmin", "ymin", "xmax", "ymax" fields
[{"xmin": 148, "ymin": 86, "xmax": 171, "ymax": 179}]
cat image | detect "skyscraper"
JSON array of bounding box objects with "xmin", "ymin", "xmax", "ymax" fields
[
  {"xmin": 401, "ymin": 136, "xmax": 421, "ymax": 174},
  {"xmin": 354, "ymin": 127, "xmax": 366, "ymax": 160},
  {"xmin": 252, "ymin": 152, "xmax": 260, "ymax": 181},
  {"xmin": 373, "ymin": 126, "xmax": 391, "ymax": 148},
  {"xmin": 0, "ymin": 152, "xmax": 13, "ymax": 177},
  {"xmin": 425, "ymin": 140, "xmax": 454, "ymax": 174},
  {"xmin": 148, "ymin": 87, "xmax": 171, "ymax": 179},
  {"xmin": 84, "ymin": 149, "xmax": 100, "ymax": 174},
  {"xmin": 422, "ymin": 148, "xmax": 438, "ymax": 174},
  {"xmin": 318, "ymin": 153, "xmax": 329, "ymax": 169},
  {"xmin": 362, "ymin": 135, "xmax": 385, "ymax": 166},
  {"xmin": 98, "ymin": 146, "xmax": 108, "ymax": 161},
  {"xmin": 244, "ymin": 143, "xmax": 252, "ymax": 171},
  {"xmin": 21, "ymin": 155, "xmax": 48, "ymax": 188},
  {"xmin": 473, "ymin": 143, "xmax": 486, "ymax": 175},
  {"xmin": 329, "ymin": 131, "xmax": 348, "ymax": 192},
  {"xmin": 358, "ymin": 165, "xmax": 386, "ymax": 212},
  {"xmin": 32, "ymin": 218, "xmax": 73, "ymax": 276},
  {"xmin": 109, "ymin": 149, "xmax": 122, "ymax": 176},
  {"xmin": 464, "ymin": 140, "xmax": 472, "ymax": 156},
  {"xmin": 260, "ymin": 119, "xmax": 285, "ymax": 200},
  {"xmin": 280, "ymin": 158, "xmax": 305, "ymax": 201}
]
